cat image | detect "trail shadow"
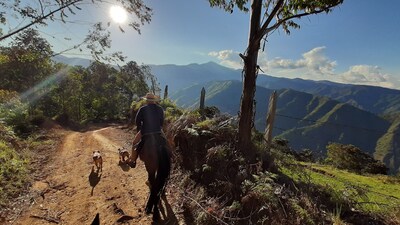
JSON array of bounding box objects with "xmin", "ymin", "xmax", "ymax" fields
[
  {"xmin": 118, "ymin": 160, "xmax": 130, "ymax": 172},
  {"xmin": 89, "ymin": 166, "xmax": 102, "ymax": 196},
  {"xmin": 151, "ymin": 194, "xmax": 179, "ymax": 225}
]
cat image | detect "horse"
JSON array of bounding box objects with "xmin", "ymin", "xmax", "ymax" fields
[{"xmin": 138, "ymin": 133, "xmax": 171, "ymax": 220}]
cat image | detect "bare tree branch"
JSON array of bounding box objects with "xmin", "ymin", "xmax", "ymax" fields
[
  {"xmin": 264, "ymin": 6, "xmax": 339, "ymax": 36},
  {"xmin": 0, "ymin": 0, "xmax": 82, "ymax": 42}
]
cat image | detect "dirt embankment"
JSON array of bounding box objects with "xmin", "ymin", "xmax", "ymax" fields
[{"xmin": 10, "ymin": 125, "xmax": 179, "ymax": 225}]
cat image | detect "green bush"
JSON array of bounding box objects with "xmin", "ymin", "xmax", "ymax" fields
[
  {"xmin": 326, "ymin": 143, "xmax": 387, "ymax": 174},
  {"xmin": 0, "ymin": 141, "xmax": 29, "ymax": 206}
]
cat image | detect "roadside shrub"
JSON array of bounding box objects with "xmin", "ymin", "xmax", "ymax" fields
[
  {"xmin": 0, "ymin": 141, "xmax": 29, "ymax": 206},
  {"xmin": 0, "ymin": 90, "xmax": 32, "ymax": 135},
  {"xmin": 202, "ymin": 106, "xmax": 220, "ymax": 118},
  {"xmin": 193, "ymin": 106, "xmax": 221, "ymax": 119},
  {"xmin": 326, "ymin": 143, "xmax": 387, "ymax": 175}
]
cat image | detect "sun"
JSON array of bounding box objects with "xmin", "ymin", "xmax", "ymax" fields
[{"xmin": 109, "ymin": 5, "xmax": 127, "ymax": 24}]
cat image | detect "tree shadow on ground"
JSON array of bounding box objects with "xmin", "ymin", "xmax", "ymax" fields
[{"xmin": 89, "ymin": 167, "xmax": 102, "ymax": 196}]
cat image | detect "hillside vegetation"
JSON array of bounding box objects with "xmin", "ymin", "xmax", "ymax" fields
[
  {"xmin": 170, "ymin": 80, "xmax": 394, "ymax": 162},
  {"xmin": 375, "ymin": 117, "xmax": 400, "ymax": 174},
  {"xmin": 165, "ymin": 108, "xmax": 400, "ymax": 224}
]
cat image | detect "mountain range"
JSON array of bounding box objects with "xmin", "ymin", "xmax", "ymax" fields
[
  {"xmin": 54, "ymin": 56, "xmax": 400, "ymax": 173},
  {"xmin": 53, "ymin": 56, "xmax": 400, "ymax": 116},
  {"xmin": 148, "ymin": 61, "xmax": 400, "ymax": 116},
  {"xmin": 171, "ymin": 80, "xmax": 391, "ymax": 154}
]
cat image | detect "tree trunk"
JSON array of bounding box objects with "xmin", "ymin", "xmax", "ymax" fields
[{"xmin": 238, "ymin": 0, "xmax": 262, "ymax": 161}]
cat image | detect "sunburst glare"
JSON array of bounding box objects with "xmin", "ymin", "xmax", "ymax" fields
[{"xmin": 109, "ymin": 5, "xmax": 128, "ymax": 24}]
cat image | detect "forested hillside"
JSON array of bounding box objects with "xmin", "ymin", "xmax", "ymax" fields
[
  {"xmin": 1, "ymin": 29, "xmax": 157, "ymax": 130},
  {"xmin": 375, "ymin": 117, "xmax": 400, "ymax": 174},
  {"xmin": 171, "ymin": 80, "xmax": 392, "ymax": 157}
]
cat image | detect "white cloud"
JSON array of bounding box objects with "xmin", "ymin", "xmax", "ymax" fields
[
  {"xmin": 340, "ymin": 65, "xmax": 398, "ymax": 89},
  {"xmin": 208, "ymin": 50, "xmax": 243, "ymax": 69},
  {"xmin": 208, "ymin": 47, "xmax": 400, "ymax": 89},
  {"xmin": 267, "ymin": 46, "xmax": 336, "ymax": 75}
]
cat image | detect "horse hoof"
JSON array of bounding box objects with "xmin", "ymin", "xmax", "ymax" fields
[{"xmin": 152, "ymin": 212, "xmax": 160, "ymax": 221}]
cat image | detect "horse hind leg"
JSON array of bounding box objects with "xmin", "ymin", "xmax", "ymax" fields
[
  {"xmin": 145, "ymin": 173, "xmax": 156, "ymax": 214},
  {"xmin": 152, "ymin": 203, "xmax": 161, "ymax": 221}
]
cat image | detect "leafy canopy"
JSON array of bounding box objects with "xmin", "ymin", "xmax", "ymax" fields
[{"xmin": 209, "ymin": 0, "xmax": 343, "ymax": 41}]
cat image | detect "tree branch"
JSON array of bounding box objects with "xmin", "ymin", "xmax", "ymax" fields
[
  {"xmin": 255, "ymin": 0, "xmax": 284, "ymax": 43},
  {"xmin": 51, "ymin": 40, "xmax": 86, "ymax": 57},
  {"xmin": 255, "ymin": 3, "xmax": 342, "ymax": 44},
  {"xmin": 0, "ymin": 0, "xmax": 82, "ymax": 42},
  {"xmin": 38, "ymin": 0, "xmax": 45, "ymax": 17},
  {"xmin": 263, "ymin": 5, "xmax": 341, "ymax": 38}
]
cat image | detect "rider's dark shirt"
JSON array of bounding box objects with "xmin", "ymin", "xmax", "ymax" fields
[{"xmin": 135, "ymin": 104, "xmax": 164, "ymax": 135}]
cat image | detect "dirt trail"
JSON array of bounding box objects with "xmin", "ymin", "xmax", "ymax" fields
[{"xmin": 13, "ymin": 126, "xmax": 179, "ymax": 225}]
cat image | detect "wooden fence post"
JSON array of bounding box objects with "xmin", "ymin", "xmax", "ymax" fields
[
  {"xmin": 264, "ymin": 91, "xmax": 277, "ymax": 147},
  {"xmin": 163, "ymin": 85, "xmax": 168, "ymax": 100},
  {"xmin": 199, "ymin": 87, "xmax": 206, "ymax": 112}
]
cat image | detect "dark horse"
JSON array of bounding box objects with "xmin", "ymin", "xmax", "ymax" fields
[{"xmin": 139, "ymin": 133, "xmax": 171, "ymax": 220}]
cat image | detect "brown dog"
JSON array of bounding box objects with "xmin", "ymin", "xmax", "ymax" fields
[
  {"xmin": 118, "ymin": 147, "xmax": 130, "ymax": 163},
  {"xmin": 93, "ymin": 150, "xmax": 103, "ymax": 172}
]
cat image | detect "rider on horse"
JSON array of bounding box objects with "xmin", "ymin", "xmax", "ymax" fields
[{"xmin": 129, "ymin": 92, "xmax": 165, "ymax": 168}]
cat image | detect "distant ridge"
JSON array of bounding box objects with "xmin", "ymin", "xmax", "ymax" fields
[
  {"xmin": 54, "ymin": 55, "xmax": 400, "ymax": 115},
  {"xmin": 150, "ymin": 62, "xmax": 400, "ymax": 115},
  {"xmin": 52, "ymin": 55, "xmax": 92, "ymax": 67}
]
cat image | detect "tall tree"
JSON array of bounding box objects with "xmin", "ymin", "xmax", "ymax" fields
[
  {"xmin": 0, "ymin": 0, "xmax": 152, "ymax": 62},
  {"xmin": 0, "ymin": 29, "xmax": 53, "ymax": 93},
  {"xmin": 209, "ymin": 0, "xmax": 344, "ymax": 160},
  {"xmin": 0, "ymin": 29, "xmax": 55, "ymax": 115}
]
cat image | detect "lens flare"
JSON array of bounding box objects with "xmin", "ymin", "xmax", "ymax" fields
[{"xmin": 109, "ymin": 5, "xmax": 128, "ymax": 24}]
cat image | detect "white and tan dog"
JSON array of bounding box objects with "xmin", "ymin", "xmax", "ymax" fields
[
  {"xmin": 92, "ymin": 150, "xmax": 103, "ymax": 172},
  {"xmin": 118, "ymin": 147, "xmax": 130, "ymax": 163}
]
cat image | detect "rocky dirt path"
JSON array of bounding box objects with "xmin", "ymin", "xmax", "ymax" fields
[{"xmin": 13, "ymin": 126, "xmax": 179, "ymax": 225}]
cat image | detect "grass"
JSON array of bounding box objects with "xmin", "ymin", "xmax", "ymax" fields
[{"xmin": 281, "ymin": 162, "xmax": 400, "ymax": 216}]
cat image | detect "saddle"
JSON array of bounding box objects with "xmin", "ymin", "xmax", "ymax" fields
[{"xmin": 136, "ymin": 133, "xmax": 167, "ymax": 154}]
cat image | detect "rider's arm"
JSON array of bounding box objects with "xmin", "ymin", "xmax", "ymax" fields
[
  {"xmin": 135, "ymin": 108, "xmax": 143, "ymax": 132},
  {"xmin": 159, "ymin": 107, "xmax": 164, "ymax": 127}
]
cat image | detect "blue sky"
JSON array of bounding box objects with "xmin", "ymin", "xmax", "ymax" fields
[{"xmin": 2, "ymin": 0, "xmax": 400, "ymax": 89}]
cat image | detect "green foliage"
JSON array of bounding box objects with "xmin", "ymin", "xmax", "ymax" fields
[
  {"xmin": 192, "ymin": 106, "xmax": 221, "ymax": 119},
  {"xmin": 0, "ymin": 90, "xmax": 37, "ymax": 135},
  {"xmin": 0, "ymin": 141, "xmax": 29, "ymax": 206},
  {"xmin": 288, "ymin": 199, "xmax": 315, "ymax": 225},
  {"xmin": 326, "ymin": 143, "xmax": 387, "ymax": 174},
  {"xmin": 1, "ymin": 28, "xmax": 158, "ymax": 125},
  {"xmin": 0, "ymin": 29, "xmax": 54, "ymax": 94},
  {"xmin": 196, "ymin": 119, "xmax": 215, "ymax": 130},
  {"xmin": 160, "ymin": 99, "xmax": 184, "ymax": 121},
  {"xmin": 209, "ymin": 0, "xmax": 343, "ymax": 35}
]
